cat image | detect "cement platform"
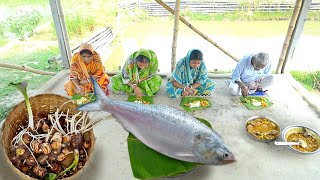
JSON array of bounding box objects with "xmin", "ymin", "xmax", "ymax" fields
[{"xmin": 1, "ymin": 70, "xmax": 320, "ymax": 180}]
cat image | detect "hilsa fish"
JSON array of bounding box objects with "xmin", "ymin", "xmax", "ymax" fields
[{"xmin": 78, "ymin": 77, "xmax": 235, "ymax": 165}]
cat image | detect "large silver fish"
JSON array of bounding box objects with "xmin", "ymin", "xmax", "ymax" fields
[{"xmin": 78, "ymin": 78, "xmax": 235, "ymax": 165}]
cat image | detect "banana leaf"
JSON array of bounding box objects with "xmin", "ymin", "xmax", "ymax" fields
[
  {"xmin": 71, "ymin": 93, "xmax": 96, "ymax": 106},
  {"xmin": 180, "ymin": 97, "xmax": 212, "ymax": 112},
  {"xmin": 239, "ymin": 96, "xmax": 273, "ymax": 110},
  {"xmin": 127, "ymin": 95, "xmax": 154, "ymax": 104},
  {"xmin": 127, "ymin": 118, "xmax": 212, "ymax": 180}
]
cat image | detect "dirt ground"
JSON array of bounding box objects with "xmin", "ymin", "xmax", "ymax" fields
[{"xmin": 1, "ymin": 70, "xmax": 320, "ymax": 180}]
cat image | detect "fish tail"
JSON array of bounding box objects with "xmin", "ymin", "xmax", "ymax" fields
[
  {"xmin": 90, "ymin": 76, "xmax": 108, "ymax": 101},
  {"xmin": 77, "ymin": 76, "xmax": 108, "ymax": 111}
]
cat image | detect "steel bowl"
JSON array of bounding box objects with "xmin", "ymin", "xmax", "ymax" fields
[
  {"xmin": 245, "ymin": 116, "xmax": 280, "ymax": 142},
  {"xmin": 282, "ymin": 125, "xmax": 320, "ymax": 154}
]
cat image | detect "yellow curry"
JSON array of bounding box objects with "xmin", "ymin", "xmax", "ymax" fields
[{"xmin": 246, "ymin": 118, "xmax": 279, "ymax": 140}]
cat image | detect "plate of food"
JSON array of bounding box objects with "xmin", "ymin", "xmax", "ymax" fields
[
  {"xmin": 245, "ymin": 116, "xmax": 280, "ymax": 142},
  {"xmin": 127, "ymin": 95, "xmax": 154, "ymax": 104},
  {"xmin": 180, "ymin": 97, "xmax": 211, "ymax": 112},
  {"xmin": 281, "ymin": 125, "xmax": 320, "ymax": 154},
  {"xmin": 240, "ymin": 96, "xmax": 273, "ymax": 110},
  {"xmin": 71, "ymin": 93, "xmax": 96, "ymax": 106}
]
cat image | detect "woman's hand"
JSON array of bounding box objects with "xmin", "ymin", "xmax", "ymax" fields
[
  {"xmin": 79, "ymin": 79, "xmax": 89, "ymax": 85},
  {"xmin": 133, "ymin": 86, "xmax": 142, "ymax": 98},
  {"xmin": 76, "ymin": 86, "xmax": 85, "ymax": 95},
  {"xmin": 182, "ymin": 86, "xmax": 191, "ymax": 96}
]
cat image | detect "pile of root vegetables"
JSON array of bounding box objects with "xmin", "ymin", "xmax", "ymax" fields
[
  {"xmin": 10, "ymin": 109, "xmax": 94, "ymax": 179},
  {"xmin": 5, "ymin": 82, "xmax": 100, "ymax": 179}
]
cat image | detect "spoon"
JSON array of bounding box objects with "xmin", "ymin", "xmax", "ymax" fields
[{"xmin": 274, "ymin": 140, "xmax": 307, "ymax": 148}]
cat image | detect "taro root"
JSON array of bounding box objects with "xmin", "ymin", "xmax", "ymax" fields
[
  {"xmin": 20, "ymin": 165, "xmax": 30, "ymax": 173},
  {"xmin": 11, "ymin": 156, "xmax": 22, "ymax": 168},
  {"xmin": 15, "ymin": 145, "xmax": 30, "ymax": 159},
  {"xmin": 57, "ymin": 153, "xmax": 66, "ymax": 162},
  {"xmin": 31, "ymin": 140, "xmax": 43, "ymax": 154},
  {"xmin": 52, "ymin": 149, "xmax": 61, "ymax": 155},
  {"xmin": 62, "ymin": 135, "xmax": 71, "ymax": 144},
  {"xmin": 79, "ymin": 149, "xmax": 85, "ymax": 155},
  {"xmin": 42, "ymin": 122, "xmax": 49, "ymax": 132},
  {"xmin": 41, "ymin": 143, "xmax": 52, "ymax": 155},
  {"xmin": 51, "ymin": 132, "xmax": 62, "ymax": 143},
  {"xmin": 51, "ymin": 141, "xmax": 62, "ymax": 150},
  {"xmin": 48, "ymin": 153, "xmax": 58, "ymax": 161},
  {"xmin": 32, "ymin": 165, "xmax": 47, "ymax": 178},
  {"xmin": 37, "ymin": 154, "xmax": 48, "ymax": 165},
  {"xmin": 49, "ymin": 162, "xmax": 62, "ymax": 173},
  {"xmin": 83, "ymin": 131, "xmax": 90, "ymax": 141},
  {"xmin": 83, "ymin": 140, "xmax": 91, "ymax": 149},
  {"xmin": 62, "ymin": 147, "xmax": 71, "ymax": 155},
  {"xmin": 62, "ymin": 135, "xmax": 71, "ymax": 147},
  {"xmin": 79, "ymin": 154, "xmax": 86, "ymax": 161},
  {"xmin": 59, "ymin": 152, "xmax": 74, "ymax": 168},
  {"xmin": 25, "ymin": 155, "xmax": 37, "ymax": 167},
  {"xmin": 22, "ymin": 133, "xmax": 32, "ymax": 145},
  {"xmin": 77, "ymin": 161, "xmax": 83, "ymax": 170},
  {"xmin": 70, "ymin": 133, "xmax": 83, "ymax": 149}
]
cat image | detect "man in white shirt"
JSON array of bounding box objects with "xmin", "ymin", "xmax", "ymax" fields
[{"xmin": 228, "ymin": 52, "xmax": 274, "ymax": 96}]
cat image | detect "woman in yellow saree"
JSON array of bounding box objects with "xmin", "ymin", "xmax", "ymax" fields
[
  {"xmin": 111, "ymin": 49, "xmax": 162, "ymax": 98},
  {"xmin": 64, "ymin": 43, "xmax": 109, "ymax": 96}
]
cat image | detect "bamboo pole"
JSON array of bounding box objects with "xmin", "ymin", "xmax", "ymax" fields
[
  {"xmin": 155, "ymin": 0, "xmax": 239, "ymax": 62},
  {"xmin": 171, "ymin": 0, "xmax": 181, "ymax": 72},
  {"xmin": 0, "ymin": 62, "xmax": 56, "ymax": 76},
  {"xmin": 276, "ymin": 0, "xmax": 303, "ymax": 74}
]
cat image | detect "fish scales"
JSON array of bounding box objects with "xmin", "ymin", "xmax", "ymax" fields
[
  {"xmin": 104, "ymin": 99, "xmax": 214, "ymax": 160},
  {"xmin": 78, "ymin": 77, "xmax": 235, "ymax": 165}
]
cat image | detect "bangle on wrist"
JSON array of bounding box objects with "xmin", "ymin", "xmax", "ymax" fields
[
  {"xmin": 183, "ymin": 86, "xmax": 187, "ymax": 92},
  {"xmin": 131, "ymin": 83, "xmax": 137, "ymax": 88}
]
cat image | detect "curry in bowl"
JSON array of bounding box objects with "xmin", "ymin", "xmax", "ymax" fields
[
  {"xmin": 246, "ymin": 116, "xmax": 280, "ymax": 142},
  {"xmin": 282, "ymin": 125, "xmax": 320, "ymax": 154}
]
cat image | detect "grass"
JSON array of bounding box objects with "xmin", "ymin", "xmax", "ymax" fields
[
  {"xmin": 291, "ymin": 71, "xmax": 320, "ymax": 92},
  {"xmin": 0, "ymin": 43, "xmax": 60, "ymax": 121}
]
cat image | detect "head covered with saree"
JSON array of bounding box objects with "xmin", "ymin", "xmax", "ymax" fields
[
  {"xmin": 172, "ymin": 49, "xmax": 208, "ymax": 86},
  {"xmin": 69, "ymin": 43, "xmax": 103, "ymax": 79},
  {"xmin": 122, "ymin": 48, "xmax": 158, "ymax": 83}
]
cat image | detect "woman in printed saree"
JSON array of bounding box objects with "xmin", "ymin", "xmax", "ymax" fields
[
  {"xmin": 111, "ymin": 49, "xmax": 162, "ymax": 98},
  {"xmin": 64, "ymin": 43, "xmax": 109, "ymax": 96},
  {"xmin": 166, "ymin": 49, "xmax": 215, "ymax": 98}
]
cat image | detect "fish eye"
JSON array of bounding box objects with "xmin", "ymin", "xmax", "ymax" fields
[{"xmin": 223, "ymin": 153, "xmax": 229, "ymax": 159}]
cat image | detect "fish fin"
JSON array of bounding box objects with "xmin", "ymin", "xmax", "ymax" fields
[
  {"xmin": 90, "ymin": 76, "xmax": 107, "ymax": 101},
  {"xmin": 77, "ymin": 101, "xmax": 102, "ymax": 111}
]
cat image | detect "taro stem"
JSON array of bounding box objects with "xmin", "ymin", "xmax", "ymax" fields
[{"xmin": 10, "ymin": 82, "xmax": 34, "ymax": 130}]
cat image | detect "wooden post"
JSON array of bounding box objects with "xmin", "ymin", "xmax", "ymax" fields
[
  {"xmin": 155, "ymin": 0, "xmax": 239, "ymax": 62},
  {"xmin": 280, "ymin": 0, "xmax": 312, "ymax": 73},
  {"xmin": 49, "ymin": 0, "xmax": 72, "ymax": 69},
  {"xmin": 276, "ymin": 0, "xmax": 303, "ymax": 74},
  {"xmin": 171, "ymin": 0, "xmax": 181, "ymax": 72}
]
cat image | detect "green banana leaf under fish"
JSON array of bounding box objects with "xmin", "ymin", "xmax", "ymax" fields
[{"xmin": 127, "ymin": 118, "xmax": 212, "ymax": 179}]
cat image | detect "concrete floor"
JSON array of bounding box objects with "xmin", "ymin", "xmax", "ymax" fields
[{"xmin": 1, "ymin": 70, "xmax": 320, "ymax": 180}]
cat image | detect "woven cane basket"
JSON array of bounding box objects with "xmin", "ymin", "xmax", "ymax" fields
[{"xmin": 1, "ymin": 94, "xmax": 95, "ymax": 179}]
